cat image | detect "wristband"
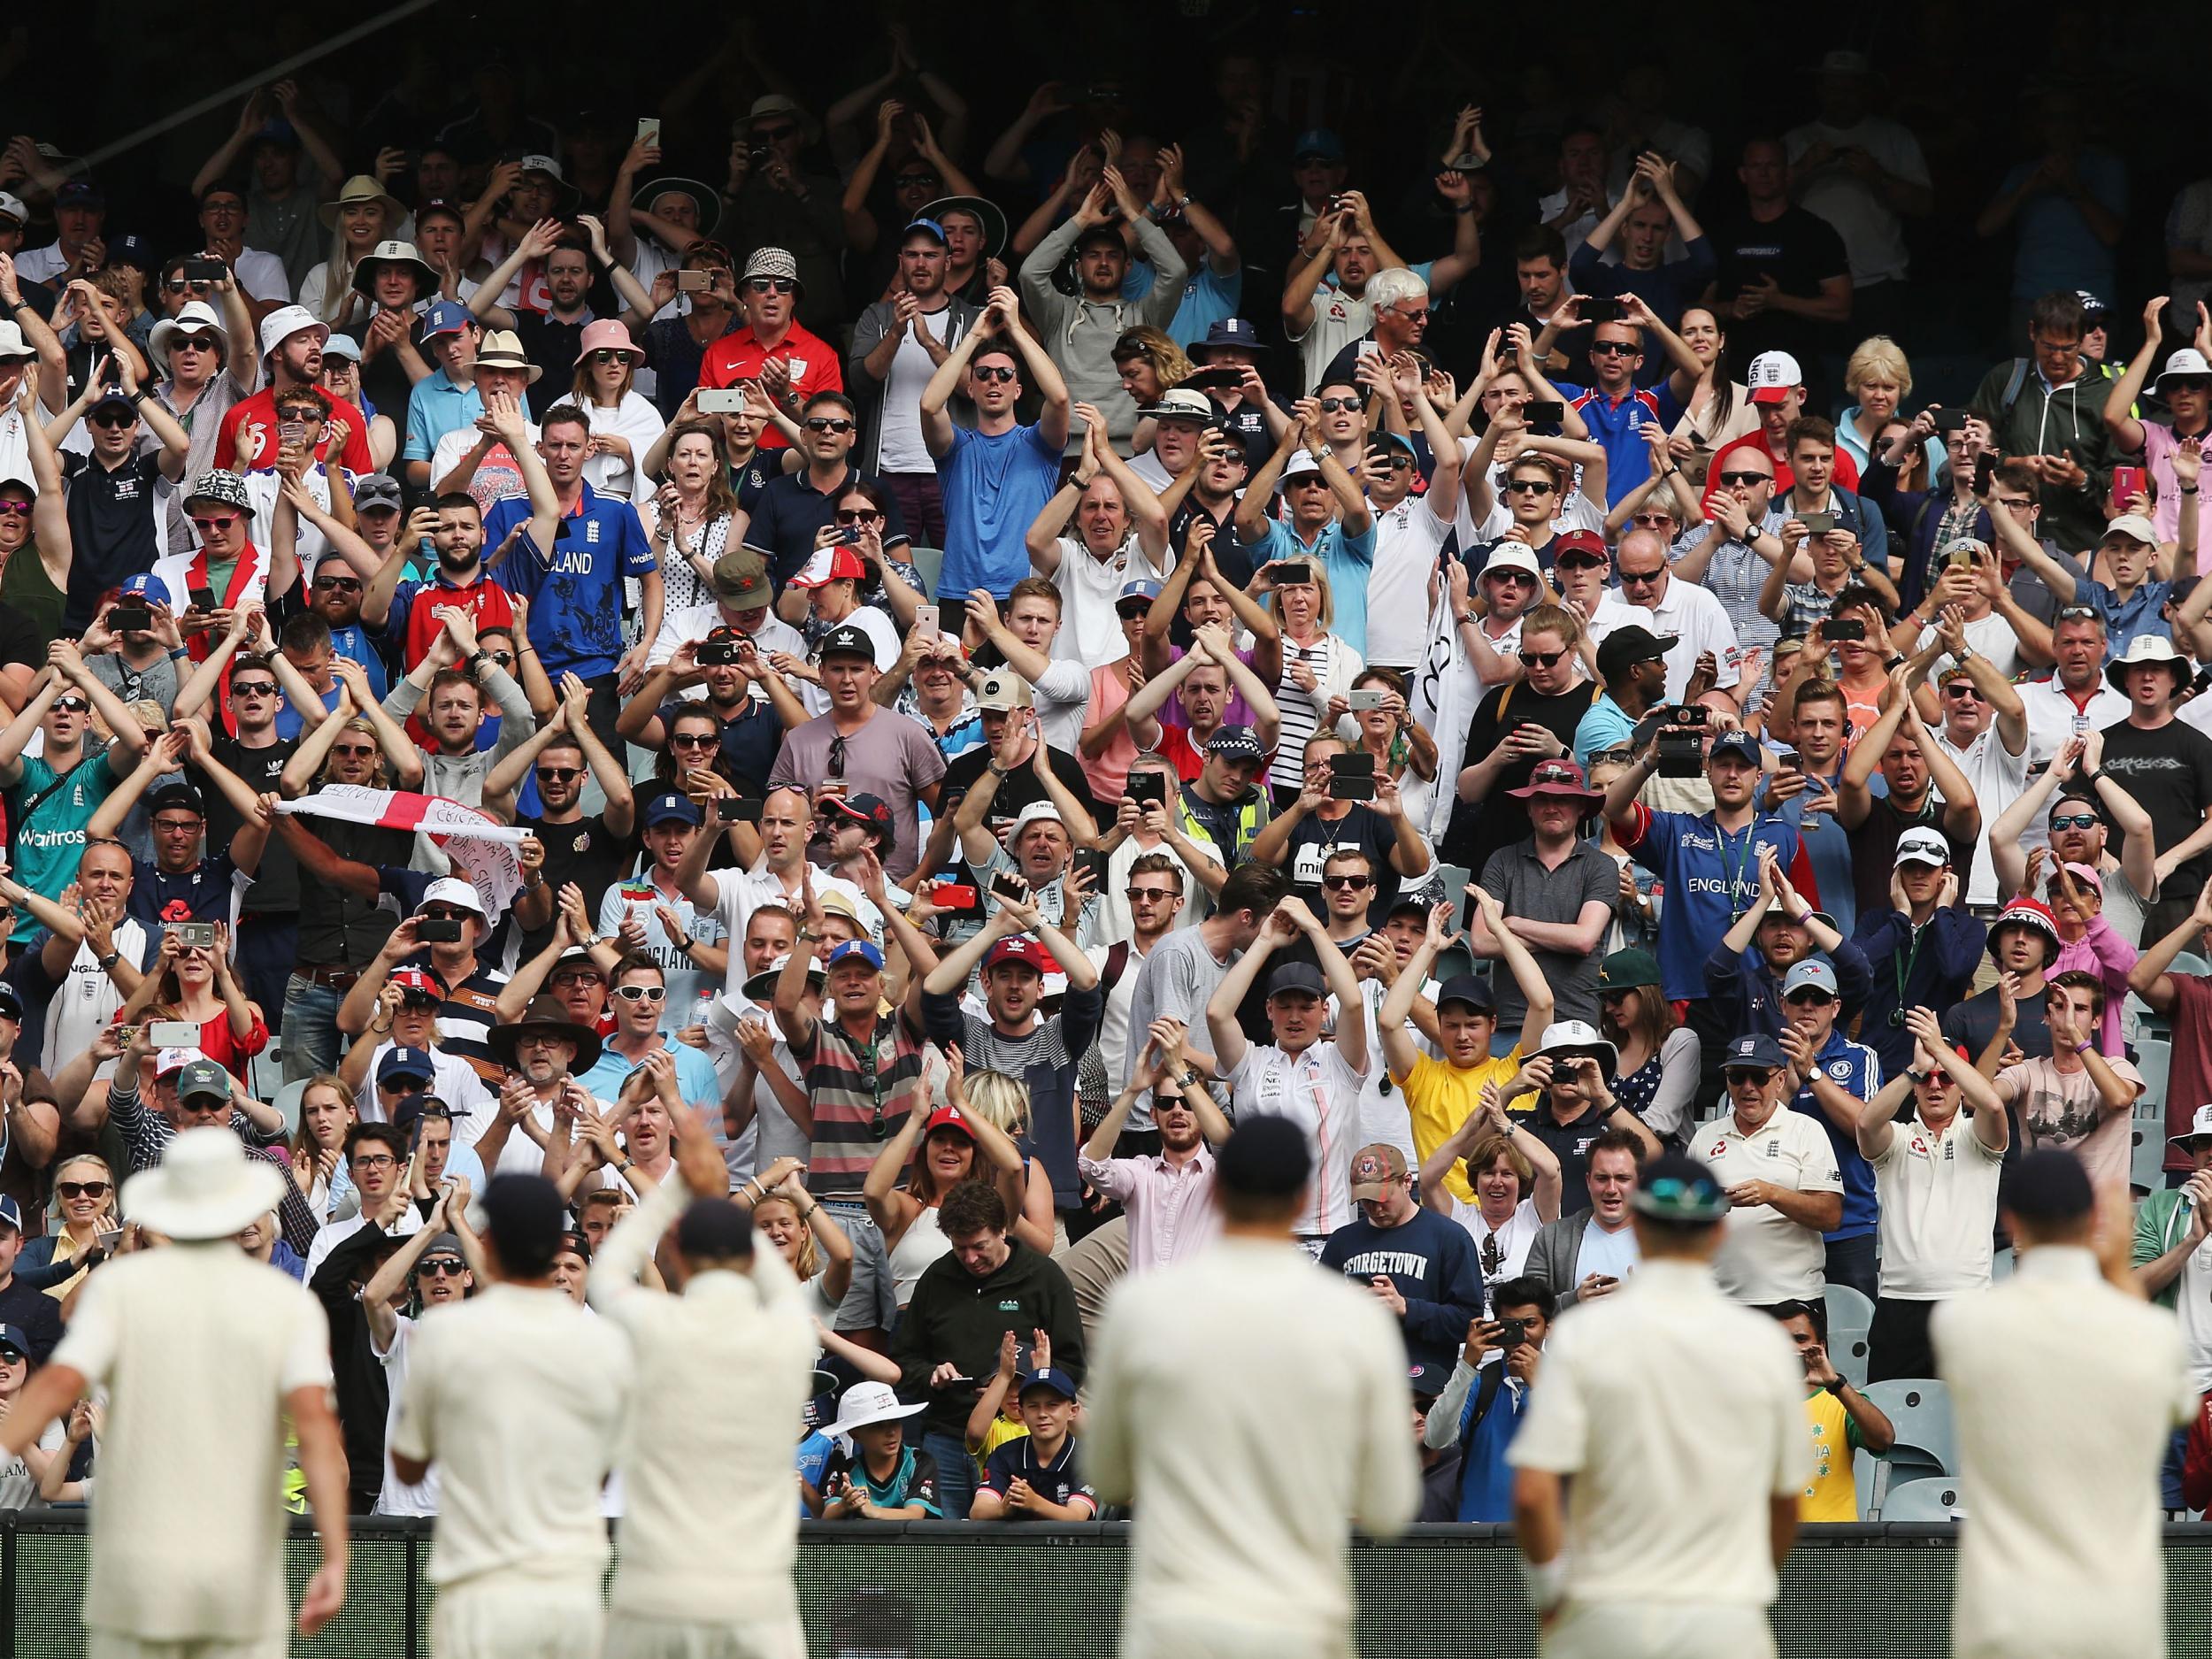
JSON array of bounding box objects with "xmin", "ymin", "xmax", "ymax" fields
[
  {"xmin": 2186, "ymin": 487, "xmax": 2201, "ymax": 495},
  {"xmin": 1520, "ymin": 1553, "xmax": 1570, "ymax": 1613},
  {"xmin": 1824, "ymin": 1377, "xmax": 1847, "ymax": 1396}
]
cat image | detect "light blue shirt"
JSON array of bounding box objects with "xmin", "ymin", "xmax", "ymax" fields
[
  {"xmin": 1248, "ymin": 515, "xmax": 1379, "ymax": 657},
  {"xmin": 580, "ymin": 1033, "xmax": 723, "ymax": 1118},
  {"xmin": 404, "ymin": 369, "xmax": 482, "ymax": 465},
  {"xmin": 1169, "ymin": 261, "xmax": 1243, "ymax": 349}
]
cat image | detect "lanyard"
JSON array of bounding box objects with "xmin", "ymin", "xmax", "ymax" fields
[
  {"xmin": 846, "ymin": 1017, "xmax": 893, "ymax": 1139},
  {"xmin": 1717, "ymin": 822, "xmax": 1757, "ymax": 919},
  {"xmin": 1890, "ymin": 921, "xmax": 1927, "ymax": 1025}
]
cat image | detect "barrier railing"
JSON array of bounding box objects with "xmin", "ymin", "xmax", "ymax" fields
[{"xmin": 6, "ymin": 1516, "xmax": 2212, "ymax": 1658}]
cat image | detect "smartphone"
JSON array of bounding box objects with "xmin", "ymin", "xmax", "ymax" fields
[
  {"xmin": 1521, "ymin": 399, "xmax": 1565, "ymax": 425},
  {"xmin": 1947, "ymin": 547, "xmax": 1979, "ymax": 570},
  {"xmin": 1497, "ymin": 1317, "xmax": 1529, "ymax": 1350},
  {"xmin": 109, "ymin": 605, "xmax": 151, "ymax": 633},
  {"xmin": 1824, "ymin": 618, "xmax": 1866, "ymax": 642},
  {"xmin": 179, "ymin": 256, "xmax": 227, "ymax": 282},
  {"xmin": 1931, "ymin": 408, "xmax": 1968, "ymax": 434},
  {"xmin": 1796, "ymin": 511, "xmax": 1838, "ymax": 535},
  {"xmin": 1126, "ymin": 772, "xmax": 1167, "ymax": 807},
  {"xmin": 636, "ymin": 117, "xmax": 661, "ymax": 148},
  {"xmin": 1328, "ymin": 750, "xmax": 1375, "ymax": 801},
  {"xmin": 149, "ymin": 1019, "xmax": 201, "ymax": 1048},
  {"xmin": 1071, "ymin": 847, "xmax": 1109, "ymax": 886},
  {"xmin": 989, "ymin": 870, "xmax": 1031, "ymax": 903},
  {"xmin": 1272, "ymin": 562, "xmax": 1313, "ymax": 587},
  {"xmin": 1356, "ymin": 340, "xmax": 1382, "ymax": 361},
  {"xmin": 416, "ymin": 919, "xmax": 463, "ymax": 943},
  {"xmin": 1347, "ymin": 688, "xmax": 1386, "ymax": 712},
  {"xmin": 2112, "ymin": 464, "xmax": 2148, "ymax": 511},
  {"xmin": 165, "ymin": 922, "xmax": 215, "ymax": 950},
  {"xmin": 696, "ymin": 640, "xmax": 742, "ymax": 665},
  {"xmin": 930, "ymin": 882, "xmax": 979, "ymax": 910},
  {"xmin": 1578, "ymin": 297, "xmax": 1624, "ymax": 323},
  {"xmin": 1973, "ymin": 453, "xmax": 1995, "ymax": 495},
  {"xmin": 717, "ymin": 795, "xmax": 764, "ymax": 824},
  {"xmin": 914, "ymin": 603, "xmax": 940, "ymax": 639},
  {"xmin": 676, "ymin": 269, "xmax": 713, "ymax": 293},
  {"xmin": 111, "ymin": 1024, "xmax": 138, "ymax": 1049},
  {"xmin": 695, "ymin": 388, "xmax": 748, "ymax": 412},
  {"xmin": 188, "ymin": 586, "xmax": 217, "ymax": 613},
  {"xmin": 1182, "ymin": 365, "xmax": 1240, "ymax": 391}
]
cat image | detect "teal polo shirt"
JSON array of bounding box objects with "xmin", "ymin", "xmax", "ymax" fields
[{"xmin": 404, "ymin": 369, "xmax": 483, "ymax": 465}]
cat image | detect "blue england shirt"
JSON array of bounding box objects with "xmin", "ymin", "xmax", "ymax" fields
[
  {"xmin": 1620, "ymin": 803, "xmax": 1801, "ymax": 1001},
  {"xmin": 1554, "ymin": 380, "xmax": 1688, "ymax": 507},
  {"xmin": 488, "ymin": 483, "xmax": 658, "ymax": 679},
  {"xmin": 1790, "ymin": 1027, "xmax": 1882, "ymax": 1241}
]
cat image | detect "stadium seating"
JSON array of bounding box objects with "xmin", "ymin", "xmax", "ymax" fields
[
  {"xmin": 1824, "ymin": 1284, "xmax": 1874, "ymax": 1389},
  {"xmin": 1881, "ymin": 1476, "xmax": 1965, "ymax": 1521},
  {"xmin": 1861, "ymin": 1379, "xmax": 1957, "ymax": 1517}
]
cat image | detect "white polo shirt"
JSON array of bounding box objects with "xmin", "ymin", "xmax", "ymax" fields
[
  {"xmin": 1935, "ymin": 1247, "xmax": 2194, "ymax": 1659},
  {"xmin": 1592, "ymin": 580, "xmax": 1743, "ymax": 703},
  {"xmin": 2020, "ymin": 677, "xmax": 2128, "ymax": 767},
  {"xmin": 1046, "ymin": 534, "xmax": 1169, "ymax": 669},
  {"xmin": 1509, "ymin": 1257, "xmax": 1807, "ymax": 1609},
  {"xmin": 1867, "ymin": 1111, "xmax": 2005, "ymax": 1298},
  {"xmin": 1225, "ymin": 1039, "xmax": 1369, "ymax": 1237},
  {"xmin": 1694, "ymin": 1107, "xmax": 1842, "ymax": 1303},
  {"xmin": 1366, "ymin": 494, "xmax": 1453, "ymax": 669},
  {"xmin": 1932, "ymin": 722, "xmax": 2029, "ymax": 906}
]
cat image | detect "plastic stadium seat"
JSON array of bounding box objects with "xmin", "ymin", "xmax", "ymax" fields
[
  {"xmin": 1862, "ymin": 1379, "xmax": 1957, "ymax": 1517},
  {"xmin": 2171, "ymin": 951, "xmax": 2212, "ymax": 979},
  {"xmin": 2135, "ymin": 1038, "xmax": 2171, "ymax": 1124},
  {"xmin": 2134, "ymin": 1125, "xmax": 2167, "ymax": 1194},
  {"xmin": 1880, "ymin": 1476, "xmax": 1965, "ymax": 1521},
  {"xmin": 269, "ymin": 1077, "xmax": 309, "ymax": 1136},
  {"xmin": 1824, "ymin": 1285, "xmax": 1874, "ymax": 1388},
  {"xmin": 909, "ymin": 546, "xmax": 945, "ymax": 599}
]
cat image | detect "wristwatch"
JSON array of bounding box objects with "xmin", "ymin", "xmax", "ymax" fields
[
  {"xmin": 1179, "ymin": 1068, "xmax": 1204, "ymax": 1088},
  {"xmin": 1823, "ymin": 1377, "xmax": 1847, "ymax": 1396},
  {"xmin": 97, "ymin": 950, "xmax": 119, "ymax": 971}
]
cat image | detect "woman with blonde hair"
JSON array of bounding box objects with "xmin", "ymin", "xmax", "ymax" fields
[
  {"xmin": 568, "ymin": 319, "xmax": 663, "ymax": 501},
  {"xmin": 17, "ymin": 1154, "xmax": 118, "ymax": 1304},
  {"xmin": 956, "ymin": 1066, "xmax": 1058, "ymax": 1254},
  {"xmin": 739, "ymin": 1155, "xmax": 897, "ymax": 1384},
  {"xmin": 637, "ymin": 419, "xmax": 741, "ymax": 613},
  {"xmin": 1417, "ymin": 1088, "xmax": 1563, "ymax": 1293},
  {"xmin": 1839, "ymin": 334, "xmax": 1943, "ymax": 480},
  {"xmin": 298, "ymin": 174, "xmax": 403, "ymax": 324},
  {"xmin": 288, "ymin": 1075, "xmax": 359, "ymax": 1219},
  {"xmin": 1116, "ymin": 325, "xmax": 1193, "ymax": 435},
  {"xmin": 1264, "ymin": 557, "xmax": 1364, "ymax": 804},
  {"xmin": 864, "ymin": 1049, "xmax": 1035, "ymax": 1304}
]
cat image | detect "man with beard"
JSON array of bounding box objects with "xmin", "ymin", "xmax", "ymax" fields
[
  {"xmin": 213, "ymin": 304, "xmax": 372, "ymax": 476},
  {"xmin": 379, "ymin": 611, "xmax": 535, "ymax": 829},
  {"xmin": 489, "ymin": 689, "xmax": 636, "ymax": 961},
  {"xmin": 1709, "ymin": 848, "xmax": 1872, "ymax": 1043},
  {"xmin": 850, "ymin": 217, "xmax": 979, "ymax": 545},
  {"xmin": 361, "ymin": 488, "xmax": 518, "ymax": 674},
  {"xmin": 468, "ymin": 219, "xmax": 649, "ymax": 417},
  {"xmin": 1991, "ymin": 732, "xmax": 2157, "ymax": 949}
]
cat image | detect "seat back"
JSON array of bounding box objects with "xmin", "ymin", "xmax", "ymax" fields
[
  {"xmin": 1880, "ymin": 1475, "xmax": 1965, "ymax": 1521},
  {"xmin": 909, "ymin": 545, "xmax": 946, "ymax": 599},
  {"xmin": 1823, "ymin": 1284, "xmax": 1875, "ymax": 1389},
  {"xmin": 1861, "ymin": 1378, "xmax": 1957, "ymax": 1477}
]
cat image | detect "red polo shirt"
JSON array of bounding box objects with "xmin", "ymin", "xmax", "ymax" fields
[{"xmin": 696, "ymin": 321, "xmax": 844, "ymax": 449}]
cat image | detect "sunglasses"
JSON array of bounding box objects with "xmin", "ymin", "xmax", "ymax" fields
[
  {"xmin": 2048, "ymin": 812, "xmax": 2100, "ymax": 831},
  {"xmin": 1388, "ymin": 305, "xmax": 1430, "ymax": 322},
  {"xmin": 418, "ymin": 1259, "xmax": 468, "ymax": 1279},
  {"xmin": 833, "ymin": 508, "xmax": 883, "ymax": 524},
  {"xmin": 747, "ymin": 277, "xmax": 797, "ymax": 295},
  {"xmin": 752, "ymin": 123, "xmax": 799, "ymax": 143},
  {"xmin": 190, "ymin": 513, "xmax": 242, "ymax": 531},
  {"xmin": 332, "ymin": 742, "xmax": 378, "ymax": 759},
  {"xmin": 57, "ymin": 1180, "xmax": 111, "ymax": 1199},
  {"xmin": 1486, "ymin": 570, "xmax": 1536, "ymax": 587},
  {"xmin": 1322, "ymin": 874, "xmax": 1372, "ymax": 891},
  {"xmin": 1317, "ymin": 396, "xmax": 1362, "ymax": 413},
  {"xmin": 972, "ymin": 365, "xmax": 1017, "ymax": 384},
  {"xmin": 1594, "ymin": 747, "xmax": 1636, "ymax": 765},
  {"xmin": 231, "ymin": 680, "xmax": 277, "ymax": 697},
  {"xmin": 670, "ymin": 733, "xmax": 718, "ymax": 749},
  {"xmin": 1598, "ymin": 988, "xmax": 1634, "ymax": 1004},
  {"xmin": 894, "ymin": 172, "xmax": 941, "ymax": 189},
  {"xmin": 1785, "ymin": 990, "xmax": 1836, "ymax": 1006},
  {"xmin": 311, "ymin": 574, "xmax": 363, "ymax": 590},
  {"xmin": 1632, "ymin": 511, "xmax": 1676, "ymax": 526},
  {"xmin": 1518, "ymin": 648, "xmax": 1567, "ymax": 667},
  {"xmin": 1717, "ymin": 470, "xmax": 1770, "ymax": 487},
  {"xmin": 613, "ymin": 985, "xmax": 667, "ymax": 1004},
  {"xmin": 1943, "ymin": 682, "xmax": 1985, "ymax": 700},
  {"xmin": 1505, "ymin": 480, "xmax": 1555, "ymax": 495},
  {"xmin": 1590, "ymin": 340, "xmax": 1640, "ymax": 356},
  {"xmin": 51, "ymin": 696, "xmax": 88, "ymax": 713},
  {"xmin": 585, "ymin": 349, "xmax": 629, "ymax": 365},
  {"xmin": 163, "ymin": 280, "xmax": 214, "ymax": 293},
  {"xmin": 536, "ymin": 766, "xmax": 580, "ymax": 782},
  {"xmin": 2055, "ymin": 604, "xmax": 2100, "ymax": 621},
  {"xmin": 804, "ymin": 417, "xmax": 856, "ymax": 434},
  {"xmin": 0, "ymin": 501, "xmax": 27, "ymax": 518},
  {"xmin": 1556, "ymin": 553, "xmax": 1608, "ymax": 570},
  {"xmin": 1617, "ymin": 569, "xmax": 1666, "ymax": 587},
  {"xmin": 1125, "ymin": 885, "xmax": 1178, "ymax": 902},
  {"xmin": 1724, "ymin": 1068, "xmax": 1776, "ymax": 1087},
  {"xmin": 419, "ymin": 907, "xmax": 471, "ymax": 922},
  {"xmin": 89, "ymin": 411, "xmax": 136, "ymax": 429}
]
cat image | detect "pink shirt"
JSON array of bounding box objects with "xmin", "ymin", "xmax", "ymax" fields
[
  {"xmin": 2139, "ymin": 420, "xmax": 2212, "ymax": 545},
  {"xmin": 2050, "ymin": 913, "xmax": 2138, "ymax": 1054},
  {"xmin": 1077, "ymin": 1148, "xmax": 1219, "ymax": 1272}
]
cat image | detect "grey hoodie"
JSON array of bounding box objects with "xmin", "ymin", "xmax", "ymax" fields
[{"xmin": 1018, "ymin": 215, "xmax": 1188, "ymax": 450}]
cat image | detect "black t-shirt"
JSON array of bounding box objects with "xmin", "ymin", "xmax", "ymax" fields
[
  {"xmin": 1849, "ymin": 792, "xmax": 1979, "ymax": 928},
  {"xmin": 940, "ymin": 745, "xmax": 1101, "ymax": 844},
  {"xmin": 200, "ymin": 735, "xmax": 299, "ymax": 913},
  {"xmin": 1519, "ymin": 1100, "xmax": 1610, "ymax": 1217},
  {"xmin": 1445, "ymin": 680, "xmax": 1601, "ymax": 876},
  {"xmin": 515, "ymin": 810, "xmax": 634, "ymax": 960},
  {"xmin": 1708, "ymin": 205, "xmax": 1850, "ymax": 373},
  {"xmin": 0, "ymin": 602, "xmax": 39, "ymax": 678},
  {"xmin": 1277, "ymin": 801, "xmax": 1402, "ymax": 926},
  {"xmin": 60, "ymin": 451, "xmax": 165, "ymax": 633},
  {"xmin": 2098, "ymin": 717, "xmax": 2212, "ymax": 890},
  {"xmin": 510, "ymin": 311, "xmax": 594, "ymax": 418}
]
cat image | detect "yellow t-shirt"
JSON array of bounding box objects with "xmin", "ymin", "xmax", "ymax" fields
[
  {"xmin": 1402, "ymin": 1048, "xmax": 1525, "ymax": 1204},
  {"xmin": 1797, "ymin": 1386, "xmax": 1861, "ymax": 1521},
  {"xmin": 973, "ymin": 1416, "xmax": 1028, "ymax": 1473}
]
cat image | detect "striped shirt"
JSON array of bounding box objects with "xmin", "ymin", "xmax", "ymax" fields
[
  {"xmin": 791, "ymin": 1010, "xmax": 930, "ymax": 1197},
  {"xmin": 434, "ymin": 964, "xmax": 510, "ymax": 1088}
]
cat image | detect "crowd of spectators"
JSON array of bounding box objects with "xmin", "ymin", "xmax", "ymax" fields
[{"xmin": 3, "ymin": 18, "xmax": 2212, "ymax": 1574}]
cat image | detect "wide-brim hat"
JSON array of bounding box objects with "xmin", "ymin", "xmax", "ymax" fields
[
  {"xmin": 1536, "ymin": 1018, "xmax": 1618, "ymax": 1081},
  {"xmin": 352, "ymin": 239, "xmax": 438, "ymax": 296},
  {"xmin": 487, "ymin": 995, "xmax": 603, "ymax": 1071},
  {"xmin": 742, "ymin": 954, "xmax": 824, "ymax": 1002},
  {"xmin": 2169, "ymin": 1103, "xmax": 2212, "ymax": 1156},
  {"xmin": 2157, "ymin": 347, "xmax": 2212, "ymax": 396},
  {"xmin": 257, "ymin": 304, "xmax": 329, "ymax": 362},
  {"xmin": 2106, "ymin": 632, "xmax": 2189, "ymax": 694},
  {"xmin": 918, "ymin": 195, "xmax": 1008, "ymax": 260},
  {"xmin": 122, "ymin": 1127, "xmax": 285, "ymax": 1241},
  {"xmin": 184, "ymin": 469, "xmax": 255, "ymax": 517},
  {"xmin": 823, "ymin": 1380, "xmax": 926, "ymax": 1437},
  {"xmin": 319, "ymin": 173, "xmax": 405, "ymax": 230},
  {"xmin": 472, "ymin": 328, "xmax": 544, "ymax": 385},
  {"xmin": 635, "ymin": 175, "xmax": 721, "ymax": 231},
  {"xmin": 150, "ymin": 300, "xmax": 227, "ymax": 362},
  {"xmin": 573, "ymin": 318, "xmax": 645, "ymax": 366}
]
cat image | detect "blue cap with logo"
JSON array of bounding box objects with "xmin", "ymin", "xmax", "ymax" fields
[
  {"xmin": 0, "ymin": 1324, "xmax": 30, "ymax": 1358},
  {"xmin": 379, "ymin": 1046, "xmax": 435, "ymax": 1085},
  {"xmin": 1723, "ymin": 1033, "xmax": 1789, "ymax": 1071},
  {"xmin": 1016, "ymin": 1366, "xmax": 1079, "ymax": 1402},
  {"xmin": 1782, "ymin": 959, "xmax": 1839, "ymax": 1000},
  {"xmin": 641, "ymin": 791, "xmax": 703, "ymax": 828},
  {"xmin": 1118, "ymin": 578, "xmax": 1164, "ymax": 607},
  {"xmin": 419, "ymin": 299, "xmax": 472, "ymax": 339},
  {"xmin": 826, "ymin": 939, "xmax": 885, "ymax": 972},
  {"xmin": 902, "ymin": 216, "xmax": 948, "ymax": 244},
  {"xmin": 0, "ymin": 1195, "xmax": 20, "ymax": 1235},
  {"xmin": 1709, "ymin": 730, "xmax": 1763, "ymax": 767}
]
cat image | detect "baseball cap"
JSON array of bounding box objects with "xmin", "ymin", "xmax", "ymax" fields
[
  {"xmin": 55, "ymin": 179, "xmax": 104, "ymax": 208},
  {"xmin": 1746, "ymin": 350, "xmax": 1803, "ymax": 403},
  {"xmin": 0, "ymin": 983, "xmax": 23, "ymax": 1023},
  {"xmin": 388, "ymin": 968, "xmax": 441, "ymax": 1003},
  {"xmin": 0, "ymin": 1323, "xmax": 30, "ymax": 1358},
  {"xmin": 1552, "ymin": 528, "xmax": 1609, "ymax": 565},
  {"xmin": 1016, "ymin": 1366, "xmax": 1079, "ymax": 1402},
  {"xmin": 1264, "ymin": 962, "xmax": 1327, "ymax": 1001},
  {"xmin": 983, "ymin": 935, "xmax": 1053, "ymax": 976},
  {"xmin": 815, "ymin": 623, "xmax": 876, "ymax": 663},
  {"xmin": 1348, "ymin": 1143, "xmax": 1409, "ymax": 1202},
  {"xmin": 153, "ymin": 1048, "xmax": 200, "ymax": 1079},
  {"xmin": 1594, "ymin": 625, "xmax": 1677, "ymax": 680},
  {"xmin": 2103, "ymin": 512, "xmax": 2160, "ymax": 546},
  {"xmin": 146, "ymin": 781, "xmax": 205, "ymax": 817},
  {"xmin": 1215, "ymin": 1116, "xmax": 1311, "ymax": 1200},
  {"xmin": 1207, "ymin": 725, "xmax": 1266, "ymax": 762},
  {"xmin": 641, "ymin": 791, "xmax": 703, "ymax": 828},
  {"xmin": 419, "ymin": 299, "xmax": 473, "ymax": 339},
  {"xmin": 1008, "ymin": 802, "xmax": 1063, "ymax": 841},
  {"xmin": 975, "ymin": 671, "xmax": 1034, "ymax": 711},
  {"xmin": 1782, "ymin": 959, "xmax": 1839, "ymax": 1000},
  {"xmin": 1596, "ymin": 949, "xmax": 1659, "ymax": 989},
  {"xmin": 786, "ymin": 544, "xmax": 868, "ymax": 588},
  {"xmin": 710, "ymin": 549, "xmax": 774, "ymax": 611},
  {"xmin": 1118, "ymin": 578, "xmax": 1164, "ymax": 611},
  {"xmin": 1722, "ymin": 1033, "xmax": 1789, "ymax": 1071},
  {"xmin": 920, "ymin": 1103, "xmax": 977, "ymax": 1141},
  {"xmin": 319, "ymin": 334, "xmax": 363, "ymax": 365},
  {"xmin": 1708, "ymin": 731, "xmax": 1763, "ymax": 768},
  {"xmin": 0, "ymin": 1198, "xmax": 22, "ymax": 1237},
  {"xmin": 1992, "ymin": 896, "xmax": 2061, "ymax": 948},
  {"xmin": 825, "ymin": 939, "xmax": 885, "ymax": 972},
  {"xmin": 1628, "ymin": 1152, "xmax": 1732, "ymax": 1222},
  {"xmin": 1894, "ymin": 826, "xmax": 1952, "ymax": 868},
  {"xmin": 902, "ymin": 216, "xmax": 949, "ymax": 246},
  {"xmin": 1432, "ymin": 973, "xmax": 1494, "ymax": 1015},
  {"xmin": 823, "ymin": 792, "xmax": 895, "ymax": 841},
  {"xmin": 378, "ymin": 1046, "xmax": 436, "ymax": 1085},
  {"xmin": 0, "ymin": 194, "xmax": 23, "ymax": 226},
  {"xmin": 419, "ymin": 876, "xmax": 487, "ymax": 917},
  {"xmin": 352, "ymin": 474, "xmax": 403, "ymax": 513},
  {"xmin": 415, "ymin": 1233, "xmax": 467, "ymax": 1270},
  {"xmin": 1292, "ymin": 128, "xmax": 1346, "ymax": 162},
  {"xmin": 177, "ymin": 1058, "xmax": 229, "ymax": 1102}
]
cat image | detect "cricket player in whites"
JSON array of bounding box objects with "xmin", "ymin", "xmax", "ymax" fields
[
  {"xmin": 1936, "ymin": 1148, "xmax": 2192, "ymax": 1659},
  {"xmin": 1509, "ymin": 1153, "xmax": 1807, "ymax": 1657}
]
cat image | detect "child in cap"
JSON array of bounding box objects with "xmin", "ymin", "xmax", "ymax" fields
[{"xmin": 970, "ymin": 1364, "xmax": 1096, "ymax": 1521}]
